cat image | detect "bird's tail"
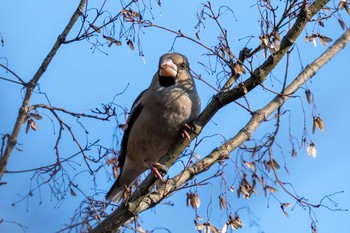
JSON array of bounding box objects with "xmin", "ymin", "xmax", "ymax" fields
[{"xmin": 105, "ymin": 181, "xmax": 125, "ymax": 203}]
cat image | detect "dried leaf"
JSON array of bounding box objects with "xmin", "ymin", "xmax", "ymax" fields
[
  {"xmin": 219, "ymin": 195, "xmax": 227, "ymax": 210},
  {"xmin": 313, "ymin": 116, "xmax": 325, "ymax": 133},
  {"xmin": 266, "ymin": 185, "xmax": 278, "ymax": 193},
  {"xmin": 291, "ymin": 149, "xmax": 297, "ymax": 157},
  {"xmin": 187, "ymin": 192, "xmax": 200, "ymax": 209},
  {"xmin": 234, "ymin": 63, "xmax": 246, "ymax": 75},
  {"xmin": 345, "ymin": 5, "xmax": 350, "ymax": 15},
  {"xmin": 319, "ymin": 35, "xmax": 332, "ymax": 46},
  {"xmin": 269, "ymin": 159, "xmax": 280, "ymax": 169},
  {"xmin": 103, "ymin": 35, "xmax": 122, "ymax": 47},
  {"xmin": 127, "ymin": 39, "xmax": 134, "ymax": 50},
  {"xmin": 32, "ymin": 113, "xmax": 43, "ymax": 120},
  {"xmin": 113, "ymin": 165, "xmax": 118, "ymax": 179},
  {"xmin": 221, "ymin": 223, "xmax": 228, "ymax": 233},
  {"xmin": 243, "ymin": 160, "xmax": 255, "ymax": 170},
  {"xmin": 229, "ymin": 185, "xmax": 234, "ymax": 192},
  {"xmin": 272, "ymin": 30, "xmax": 280, "ymax": 41},
  {"xmin": 25, "ymin": 121, "xmax": 31, "ymax": 134},
  {"xmin": 338, "ymin": 19, "xmax": 346, "ymax": 30},
  {"xmin": 318, "ymin": 20, "xmax": 325, "ymax": 27},
  {"xmin": 138, "ymin": 225, "xmax": 145, "ymax": 233},
  {"xmin": 239, "ymin": 82, "xmax": 248, "ymax": 94},
  {"xmin": 307, "ymin": 142, "xmax": 317, "ymax": 158},
  {"xmin": 196, "ymin": 31, "xmax": 200, "ymax": 40},
  {"xmin": 229, "ymin": 214, "xmax": 243, "ymax": 229},
  {"xmin": 282, "ymin": 202, "xmax": 292, "ymax": 207},
  {"xmin": 311, "ymin": 222, "xmax": 317, "ymax": 233},
  {"xmin": 305, "ymin": 89, "xmax": 312, "ymax": 104},
  {"xmin": 194, "ymin": 220, "xmax": 205, "ymax": 232},
  {"xmin": 30, "ymin": 119, "xmax": 38, "ymax": 131},
  {"xmin": 70, "ymin": 188, "xmax": 77, "ymax": 197},
  {"xmin": 90, "ymin": 24, "xmax": 101, "ymax": 33}
]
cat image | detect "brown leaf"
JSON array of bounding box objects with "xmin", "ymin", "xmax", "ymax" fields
[
  {"xmin": 70, "ymin": 188, "xmax": 77, "ymax": 197},
  {"xmin": 30, "ymin": 120, "xmax": 39, "ymax": 131},
  {"xmin": 307, "ymin": 142, "xmax": 317, "ymax": 158},
  {"xmin": 90, "ymin": 24, "xmax": 101, "ymax": 33},
  {"xmin": 305, "ymin": 89, "xmax": 312, "ymax": 104},
  {"xmin": 229, "ymin": 214, "xmax": 243, "ymax": 229},
  {"xmin": 196, "ymin": 31, "xmax": 200, "ymax": 40},
  {"xmin": 272, "ymin": 30, "xmax": 280, "ymax": 41},
  {"xmin": 239, "ymin": 82, "xmax": 248, "ymax": 94},
  {"xmin": 32, "ymin": 113, "xmax": 43, "ymax": 120},
  {"xmin": 103, "ymin": 35, "xmax": 122, "ymax": 47},
  {"xmin": 313, "ymin": 116, "xmax": 325, "ymax": 134},
  {"xmin": 319, "ymin": 35, "xmax": 332, "ymax": 46},
  {"xmin": 269, "ymin": 159, "xmax": 280, "ymax": 169},
  {"xmin": 318, "ymin": 20, "xmax": 325, "ymax": 27},
  {"xmin": 243, "ymin": 160, "xmax": 255, "ymax": 170},
  {"xmin": 25, "ymin": 121, "xmax": 31, "ymax": 134},
  {"xmin": 338, "ymin": 19, "xmax": 346, "ymax": 30},
  {"xmin": 127, "ymin": 39, "xmax": 134, "ymax": 50},
  {"xmin": 219, "ymin": 195, "xmax": 227, "ymax": 210},
  {"xmin": 234, "ymin": 63, "xmax": 246, "ymax": 75},
  {"xmin": 345, "ymin": 5, "xmax": 350, "ymax": 15},
  {"xmin": 266, "ymin": 185, "xmax": 278, "ymax": 193},
  {"xmin": 187, "ymin": 192, "xmax": 200, "ymax": 209}
]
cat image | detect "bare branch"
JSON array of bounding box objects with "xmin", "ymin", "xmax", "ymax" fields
[
  {"xmin": 0, "ymin": 0, "xmax": 87, "ymax": 179},
  {"xmin": 92, "ymin": 2, "xmax": 350, "ymax": 232}
]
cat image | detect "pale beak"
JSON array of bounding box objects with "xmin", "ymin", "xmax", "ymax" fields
[{"xmin": 159, "ymin": 58, "xmax": 177, "ymax": 77}]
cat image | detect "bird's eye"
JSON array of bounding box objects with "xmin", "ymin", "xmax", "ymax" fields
[{"xmin": 180, "ymin": 63, "xmax": 186, "ymax": 69}]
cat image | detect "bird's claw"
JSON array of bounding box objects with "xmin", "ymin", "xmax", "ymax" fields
[
  {"xmin": 181, "ymin": 124, "xmax": 194, "ymax": 142},
  {"xmin": 149, "ymin": 162, "xmax": 168, "ymax": 182}
]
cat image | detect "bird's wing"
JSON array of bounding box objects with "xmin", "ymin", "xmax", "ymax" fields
[
  {"xmin": 117, "ymin": 89, "xmax": 146, "ymax": 172},
  {"xmin": 105, "ymin": 90, "xmax": 145, "ymax": 200}
]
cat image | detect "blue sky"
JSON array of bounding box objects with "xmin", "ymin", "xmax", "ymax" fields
[{"xmin": 1, "ymin": 0, "xmax": 349, "ymax": 233}]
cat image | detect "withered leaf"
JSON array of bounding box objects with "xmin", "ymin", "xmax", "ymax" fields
[
  {"xmin": 318, "ymin": 20, "xmax": 325, "ymax": 27},
  {"xmin": 70, "ymin": 188, "xmax": 77, "ymax": 197},
  {"xmin": 266, "ymin": 185, "xmax": 278, "ymax": 193},
  {"xmin": 90, "ymin": 24, "xmax": 101, "ymax": 33},
  {"xmin": 239, "ymin": 82, "xmax": 248, "ymax": 94},
  {"xmin": 305, "ymin": 89, "xmax": 312, "ymax": 104},
  {"xmin": 127, "ymin": 39, "xmax": 134, "ymax": 50},
  {"xmin": 219, "ymin": 195, "xmax": 227, "ymax": 210},
  {"xmin": 30, "ymin": 120, "xmax": 39, "ymax": 131},
  {"xmin": 313, "ymin": 116, "xmax": 325, "ymax": 134},
  {"xmin": 233, "ymin": 63, "xmax": 246, "ymax": 75},
  {"xmin": 196, "ymin": 31, "xmax": 200, "ymax": 40},
  {"xmin": 307, "ymin": 142, "xmax": 317, "ymax": 158},
  {"xmin": 319, "ymin": 35, "xmax": 332, "ymax": 46},
  {"xmin": 338, "ymin": 19, "xmax": 346, "ymax": 30},
  {"xmin": 32, "ymin": 113, "xmax": 43, "ymax": 120}
]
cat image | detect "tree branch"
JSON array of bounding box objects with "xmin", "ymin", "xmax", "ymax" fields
[
  {"xmin": 92, "ymin": 1, "xmax": 345, "ymax": 232},
  {"xmin": 0, "ymin": 0, "xmax": 87, "ymax": 179}
]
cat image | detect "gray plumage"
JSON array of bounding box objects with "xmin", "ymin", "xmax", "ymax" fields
[{"xmin": 105, "ymin": 53, "xmax": 200, "ymax": 203}]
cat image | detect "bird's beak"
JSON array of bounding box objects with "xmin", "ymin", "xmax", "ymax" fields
[{"xmin": 159, "ymin": 59, "xmax": 177, "ymax": 77}]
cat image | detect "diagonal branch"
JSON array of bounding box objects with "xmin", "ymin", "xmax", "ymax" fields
[
  {"xmin": 92, "ymin": 1, "xmax": 342, "ymax": 232},
  {"xmin": 0, "ymin": 0, "xmax": 87, "ymax": 179}
]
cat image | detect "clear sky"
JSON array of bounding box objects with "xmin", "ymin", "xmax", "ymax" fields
[{"xmin": 1, "ymin": 1, "xmax": 349, "ymax": 233}]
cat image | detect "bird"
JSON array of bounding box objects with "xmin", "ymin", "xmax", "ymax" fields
[{"xmin": 105, "ymin": 52, "xmax": 201, "ymax": 203}]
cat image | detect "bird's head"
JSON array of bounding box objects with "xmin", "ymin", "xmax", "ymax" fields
[{"xmin": 154, "ymin": 53, "xmax": 193, "ymax": 89}]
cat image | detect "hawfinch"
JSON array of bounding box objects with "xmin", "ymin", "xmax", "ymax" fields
[{"xmin": 106, "ymin": 53, "xmax": 200, "ymax": 203}]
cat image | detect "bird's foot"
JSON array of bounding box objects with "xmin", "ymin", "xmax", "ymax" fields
[
  {"xmin": 149, "ymin": 162, "xmax": 168, "ymax": 182},
  {"xmin": 181, "ymin": 124, "xmax": 195, "ymax": 142}
]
